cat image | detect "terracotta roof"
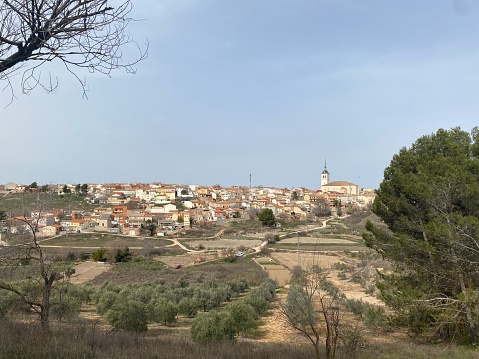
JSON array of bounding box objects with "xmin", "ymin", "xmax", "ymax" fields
[{"xmin": 324, "ymin": 181, "xmax": 358, "ymax": 187}]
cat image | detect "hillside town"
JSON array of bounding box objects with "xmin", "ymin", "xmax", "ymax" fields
[{"xmin": 0, "ymin": 165, "xmax": 375, "ymax": 238}]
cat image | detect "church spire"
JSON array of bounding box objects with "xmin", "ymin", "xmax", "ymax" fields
[{"xmin": 321, "ymin": 159, "xmax": 330, "ymax": 187}]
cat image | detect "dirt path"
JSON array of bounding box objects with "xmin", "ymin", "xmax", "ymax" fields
[{"xmin": 270, "ymin": 252, "xmax": 384, "ymax": 306}]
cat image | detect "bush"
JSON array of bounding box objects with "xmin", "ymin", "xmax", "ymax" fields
[
  {"xmin": 338, "ymin": 325, "xmax": 367, "ymax": 359},
  {"xmin": 345, "ymin": 298, "xmax": 367, "ymax": 318},
  {"xmin": 365, "ymin": 284, "xmax": 376, "ymax": 295},
  {"xmin": 92, "ymin": 247, "xmax": 107, "ymax": 262},
  {"xmin": 258, "ymin": 209, "xmax": 276, "ymax": 226},
  {"xmin": 50, "ymin": 284, "xmax": 82, "ymax": 322},
  {"xmin": 65, "ymin": 251, "xmax": 77, "ymax": 261},
  {"xmin": 243, "ymin": 294, "xmax": 270, "ymax": 316},
  {"xmin": 178, "ymin": 297, "xmax": 199, "ymax": 318},
  {"xmin": 94, "ymin": 291, "xmax": 119, "ymax": 315},
  {"xmin": 265, "ymin": 233, "xmax": 276, "ymax": 244},
  {"xmin": 191, "ymin": 310, "xmax": 236, "ymax": 342},
  {"xmin": 364, "ymin": 305, "xmax": 387, "ymax": 332},
  {"xmin": 224, "ymin": 301, "xmax": 258, "ymax": 334},
  {"xmin": 115, "ymin": 247, "xmax": 131, "ymax": 263},
  {"xmin": 80, "ymin": 252, "xmax": 90, "ymax": 260},
  {"xmin": 337, "ymin": 272, "xmax": 347, "ymax": 280},
  {"xmin": 147, "ymin": 298, "xmax": 178, "ymax": 326},
  {"xmin": 106, "ymin": 299, "xmax": 148, "ymax": 333},
  {"xmin": 0, "ymin": 291, "xmax": 16, "ymax": 320}
]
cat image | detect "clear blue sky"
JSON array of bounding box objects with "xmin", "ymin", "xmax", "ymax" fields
[{"xmin": 2, "ymin": 0, "xmax": 478, "ymax": 189}]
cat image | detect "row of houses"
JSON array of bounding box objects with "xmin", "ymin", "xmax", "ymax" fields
[{"xmin": 1, "ymin": 177, "xmax": 376, "ymax": 237}]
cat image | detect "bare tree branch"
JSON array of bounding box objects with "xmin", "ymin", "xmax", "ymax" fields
[{"xmin": 0, "ymin": 0, "xmax": 147, "ymax": 99}]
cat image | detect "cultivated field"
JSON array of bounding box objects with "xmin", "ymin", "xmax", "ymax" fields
[
  {"xmin": 181, "ymin": 238, "xmax": 262, "ymax": 250},
  {"xmin": 70, "ymin": 261, "xmax": 112, "ymax": 285}
]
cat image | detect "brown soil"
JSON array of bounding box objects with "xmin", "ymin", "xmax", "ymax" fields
[
  {"xmin": 270, "ymin": 252, "xmax": 384, "ymax": 306},
  {"xmin": 70, "ymin": 261, "xmax": 112, "ymax": 285}
]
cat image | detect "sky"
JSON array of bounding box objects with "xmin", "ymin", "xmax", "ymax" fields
[{"xmin": 1, "ymin": 0, "xmax": 479, "ymax": 190}]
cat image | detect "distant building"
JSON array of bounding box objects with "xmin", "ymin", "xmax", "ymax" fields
[
  {"xmin": 320, "ymin": 162, "xmax": 359, "ymax": 196},
  {"xmin": 321, "ymin": 161, "xmax": 330, "ymax": 187},
  {"xmin": 322, "ymin": 181, "xmax": 359, "ymax": 196}
]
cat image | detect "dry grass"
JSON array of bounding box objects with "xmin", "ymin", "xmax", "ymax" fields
[
  {"xmin": 89, "ymin": 257, "xmax": 269, "ymax": 287},
  {"xmin": 0, "ymin": 319, "xmax": 313, "ymax": 359}
]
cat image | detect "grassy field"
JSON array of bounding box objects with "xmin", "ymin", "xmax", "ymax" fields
[
  {"xmin": 1, "ymin": 318, "xmax": 478, "ymax": 359},
  {"xmin": 0, "ymin": 319, "xmax": 314, "ymax": 359}
]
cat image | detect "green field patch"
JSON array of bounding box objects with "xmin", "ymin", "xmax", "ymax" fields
[{"xmin": 257, "ymin": 261, "xmax": 280, "ymax": 266}]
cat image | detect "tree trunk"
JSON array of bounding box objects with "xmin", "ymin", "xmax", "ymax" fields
[
  {"xmin": 40, "ymin": 274, "xmax": 55, "ymax": 330},
  {"xmin": 458, "ymin": 272, "xmax": 477, "ymax": 344}
]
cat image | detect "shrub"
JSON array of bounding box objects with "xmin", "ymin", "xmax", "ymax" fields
[
  {"xmin": 0, "ymin": 291, "xmax": 16, "ymax": 320},
  {"xmin": 265, "ymin": 233, "xmax": 276, "ymax": 244},
  {"xmin": 338, "ymin": 325, "xmax": 367, "ymax": 359},
  {"xmin": 92, "ymin": 247, "xmax": 107, "ymax": 262},
  {"xmin": 115, "ymin": 247, "xmax": 131, "ymax": 263},
  {"xmin": 365, "ymin": 284, "xmax": 376, "ymax": 295},
  {"xmin": 178, "ymin": 297, "xmax": 199, "ymax": 318},
  {"xmin": 351, "ymin": 272, "xmax": 365, "ymax": 287},
  {"xmin": 191, "ymin": 310, "xmax": 235, "ymax": 342},
  {"xmin": 345, "ymin": 298, "xmax": 367, "ymax": 318},
  {"xmin": 337, "ymin": 272, "xmax": 347, "ymax": 280},
  {"xmin": 50, "ymin": 284, "xmax": 82, "ymax": 322},
  {"xmin": 94, "ymin": 291, "xmax": 119, "ymax": 315},
  {"xmin": 106, "ymin": 299, "xmax": 148, "ymax": 333},
  {"xmin": 147, "ymin": 298, "xmax": 178, "ymax": 326},
  {"xmin": 65, "ymin": 251, "xmax": 77, "ymax": 261},
  {"xmin": 80, "ymin": 252, "xmax": 90, "ymax": 260},
  {"xmin": 258, "ymin": 209, "xmax": 276, "ymax": 226},
  {"xmin": 364, "ymin": 305, "xmax": 387, "ymax": 332},
  {"xmin": 224, "ymin": 301, "xmax": 258, "ymax": 334},
  {"xmin": 243, "ymin": 294, "xmax": 270, "ymax": 316}
]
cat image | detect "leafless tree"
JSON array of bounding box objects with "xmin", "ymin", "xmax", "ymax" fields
[
  {"xmin": 0, "ymin": 0, "xmax": 147, "ymax": 100},
  {"xmin": 312, "ymin": 198, "xmax": 332, "ymax": 218},
  {"xmin": 0, "ymin": 194, "xmax": 63, "ymax": 330},
  {"xmin": 0, "ymin": 217, "xmax": 58, "ymax": 329},
  {"xmin": 278, "ymin": 265, "xmax": 341, "ymax": 359}
]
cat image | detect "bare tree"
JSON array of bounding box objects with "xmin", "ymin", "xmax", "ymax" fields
[
  {"xmin": 312, "ymin": 198, "xmax": 332, "ymax": 218},
  {"xmin": 278, "ymin": 265, "xmax": 341, "ymax": 359},
  {"xmin": 0, "ymin": 195, "xmax": 62, "ymax": 330},
  {"xmin": 0, "ymin": 0, "xmax": 147, "ymax": 100}
]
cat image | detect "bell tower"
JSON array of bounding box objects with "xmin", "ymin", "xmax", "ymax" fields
[{"xmin": 321, "ymin": 160, "xmax": 330, "ymax": 188}]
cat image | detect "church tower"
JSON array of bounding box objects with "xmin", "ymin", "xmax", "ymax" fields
[{"xmin": 321, "ymin": 160, "xmax": 330, "ymax": 188}]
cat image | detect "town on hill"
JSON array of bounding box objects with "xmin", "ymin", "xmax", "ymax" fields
[{"xmin": 0, "ymin": 166, "xmax": 375, "ymax": 237}]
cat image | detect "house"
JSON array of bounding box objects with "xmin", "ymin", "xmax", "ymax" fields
[
  {"xmin": 38, "ymin": 225, "xmax": 61, "ymax": 238},
  {"xmin": 3, "ymin": 182, "xmax": 17, "ymax": 192},
  {"xmin": 97, "ymin": 213, "xmax": 113, "ymax": 229},
  {"xmin": 61, "ymin": 219, "xmax": 92, "ymax": 232},
  {"xmin": 128, "ymin": 209, "xmax": 145, "ymax": 228}
]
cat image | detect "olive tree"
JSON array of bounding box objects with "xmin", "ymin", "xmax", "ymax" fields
[{"xmin": 105, "ymin": 297, "xmax": 148, "ymax": 333}]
